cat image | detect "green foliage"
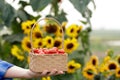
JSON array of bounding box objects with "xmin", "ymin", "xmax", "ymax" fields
[
  {"xmin": 30, "ymin": 0, "xmax": 51, "ymax": 11},
  {"xmin": 0, "ymin": 1, "xmax": 16, "ymax": 27},
  {"xmin": 0, "ymin": 0, "xmax": 95, "ymax": 80},
  {"xmin": 70, "ymin": 0, "xmax": 91, "ymax": 14},
  {"xmin": 3, "ymin": 33, "xmax": 24, "ymax": 43},
  {"xmin": 51, "ymin": 73, "xmax": 74, "ymax": 80}
]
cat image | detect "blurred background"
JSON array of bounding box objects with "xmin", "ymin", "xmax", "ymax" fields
[
  {"xmin": 90, "ymin": 0, "xmax": 120, "ymax": 57},
  {"xmin": 0, "ymin": 0, "xmax": 120, "ymax": 80},
  {"xmin": 3, "ymin": 0, "xmax": 120, "ymax": 57}
]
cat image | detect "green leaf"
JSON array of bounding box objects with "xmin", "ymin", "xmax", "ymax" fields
[
  {"xmin": 19, "ymin": 1, "xmax": 29, "ymax": 8},
  {"xmin": 0, "ymin": 0, "xmax": 5, "ymax": 26},
  {"xmin": 0, "ymin": 0, "xmax": 5, "ymax": 11},
  {"xmin": 51, "ymin": 0, "xmax": 59, "ymax": 16},
  {"xmin": 55, "ymin": 10, "xmax": 67, "ymax": 23},
  {"xmin": 46, "ymin": 10, "xmax": 67, "ymax": 23},
  {"xmin": 2, "ymin": 3, "xmax": 16, "ymax": 27},
  {"xmin": 94, "ymin": 73, "xmax": 106, "ymax": 80},
  {"xmin": 0, "ymin": 41, "xmax": 12, "ymax": 60},
  {"xmin": 69, "ymin": 0, "xmax": 91, "ymax": 14},
  {"xmin": 16, "ymin": 10, "xmax": 28, "ymax": 21},
  {"xmin": 17, "ymin": 9, "xmax": 41, "ymax": 21},
  {"xmin": 3, "ymin": 33, "xmax": 24, "ymax": 43},
  {"xmin": 30, "ymin": 0, "xmax": 51, "ymax": 11},
  {"xmin": 91, "ymin": 0, "xmax": 96, "ymax": 9},
  {"xmin": 82, "ymin": 7, "xmax": 92, "ymax": 18},
  {"xmin": 11, "ymin": 18, "xmax": 23, "ymax": 34},
  {"xmin": 80, "ymin": 20, "xmax": 87, "ymax": 24},
  {"xmin": 0, "ymin": 24, "xmax": 4, "ymax": 28},
  {"xmin": 68, "ymin": 51, "xmax": 85, "ymax": 66},
  {"xmin": 79, "ymin": 29, "xmax": 92, "ymax": 55},
  {"xmin": 107, "ymin": 75, "xmax": 116, "ymax": 80},
  {"xmin": 87, "ymin": 8, "xmax": 92, "ymax": 17}
]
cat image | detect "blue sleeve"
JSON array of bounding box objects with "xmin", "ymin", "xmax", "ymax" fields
[{"xmin": 0, "ymin": 60, "xmax": 13, "ymax": 80}]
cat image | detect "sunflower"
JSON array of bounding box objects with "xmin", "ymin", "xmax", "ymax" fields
[
  {"xmin": 67, "ymin": 60, "xmax": 81, "ymax": 73},
  {"xmin": 77, "ymin": 25, "xmax": 83, "ymax": 33},
  {"xmin": 116, "ymin": 55, "xmax": 120, "ymax": 65},
  {"xmin": 105, "ymin": 49, "xmax": 114, "ymax": 57},
  {"xmin": 21, "ymin": 36, "xmax": 31, "ymax": 52},
  {"xmin": 43, "ymin": 36, "xmax": 54, "ymax": 48},
  {"xmin": 32, "ymin": 29, "xmax": 42, "ymax": 39},
  {"xmin": 21, "ymin": 20, "xmax": 39, "ymax": 35},
  {"xmin": 98, "ymin": 63, "xmax": 108, "ymax": 73},
  {"xmin": 61, "ymin": 21, "xmax": 67, "ymax": 32},
  {"xmin": 21, "ymin": 21, "xmax": 30, "ymax": 34},
  {"xmin": 42, "ymin": 76, "xmax": 51, "ymax": 80},
  {"xmin": 103, "ymin": 56, "xmax": 111, "ymax": 63},
  {"xmin": 55, "ymin": 27, "xmax": 63, "ymax": 37},
  {"xmin": 97, "ymin": 63, "xmax": 110, "ymax": 77},
  {"xmin": 44, "ymin": 23, "xmax": 59, "ymax": 34},
  {"xmin": 11, "ymin": 45, "xmax": 24, "ymax": 61},
  {"xmin": 83, "ymin": 65, "xmax": 97, "ymax": 80},
  {"xmin": 54, "ymin": 37, "xmax": 62, "ymax": 49},
  {"xmin": 64, "ymin": 38, "xmax": 79, "ymax": 53},
  {"xmin": 21, "ymin": 22, "xmax": 29, "ymax": 34},
  {"xmin": 89, "ymin": 55, "xmax": 99, "ymax": 67},
  {"xmin": 66, "ymin": 24, "xmax": 79, "ymax": 38},
  {"xmin": 115, "ymin": 67, "xmax": 120, "ymax": 78},
  {"xmin": 33, "ymin": 39, "xmax": 44, "ymax": 48},
  {"xmin": 107, "ymin": 60, "xmax": 119, "ymax": 71}
]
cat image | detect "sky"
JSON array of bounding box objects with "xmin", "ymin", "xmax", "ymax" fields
[
  {"xmin": 61, "ymin": 0, "xmax": 120, "ymax": 30},
  {"xmin": 90, "ymin": 0, "xmax": 120, "ymax": 30},
  {"xmin": 6, "ymin": 0, "xmax": 120, "ymax": 30}
]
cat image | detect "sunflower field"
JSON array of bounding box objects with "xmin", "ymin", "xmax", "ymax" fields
[{"xmin": 0, "ymin": 0, "xmax": 120, "ymax": 80}]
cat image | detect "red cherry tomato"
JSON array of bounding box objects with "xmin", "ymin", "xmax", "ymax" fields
[
  {"xmin": 33, "ymin": 49, "xmax": 39, "ymax": 54},
  {"xmin": 58, "ymin": 49, "xmax": 65, "ymax": 54}
]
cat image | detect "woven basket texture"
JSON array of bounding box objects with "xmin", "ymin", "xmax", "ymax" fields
[
  {"xmin": 29, "ymin": 17, "xmax": 68, "ymax": 72},
  {"xmin": 29, "ymin": 53, "xmax": 68, "ymax": 72}
]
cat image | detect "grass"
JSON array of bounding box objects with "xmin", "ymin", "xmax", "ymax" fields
[{"xmin": 89, "ymin": 30, "xmax": 120, "ymax": 57}]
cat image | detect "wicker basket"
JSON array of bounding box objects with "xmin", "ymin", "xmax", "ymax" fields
[{"xmin": 29, "ymin": 17, "xmax": 68, "ymax": 72}]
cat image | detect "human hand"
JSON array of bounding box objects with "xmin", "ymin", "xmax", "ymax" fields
[
  {"xmin": 27, "ymin": 69, "xmax": 64, "ymax": 78},
  {"xmin": 5, "ymin": 66, "xmax": 64, "ymax": 79}
]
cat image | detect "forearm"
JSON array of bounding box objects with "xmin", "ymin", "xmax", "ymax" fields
[
  {"xmin": 4, "ymin": 66, "xmax": 31, "ymax": 78},
  {"xmin": 4, "ymin": 65, "xmax": 64, "ymax": 78}
]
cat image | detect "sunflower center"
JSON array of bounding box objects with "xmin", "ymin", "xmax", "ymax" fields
[
  {"xmin": 27, "ymin": 42, "xmax": 31, "ymax": 49},
  {"xmin": 54, "ymin": 41, "xmax": 61, "ymax": 47},
  {"xmin": 92, "ymin": 59, "xmax": 96, "ymax": 66},
  {"xmin": 77, "ymin": 29, "xmax": 80, "ymax": 33},
  {"xmin": 35, "ymin": 32, "xmax": 42, "ymax": 38},
  {"xmin": 118, "ymin": 58, "xmax": 120, "ymax": 64},
  {"xmin": 118, "ymin": 70, "xmax": 120, "ymax": 74},
  {"xmin": 30, "ymin": 24, "xmax": 34, "ymax": 28},
  {"xmin": 38, "ymin": 42, "xmax": 42, "ymax": 46},
  {"xmin": 87, "ymin": 69, "xmax": 93, "ymax": 75},
  {"xmin": 60, "ymin": 29, "xmax": 62, "ymax": 33},
  {"xmin": 70, "ymin": 28, "xmax": 74, "ymax": 33},
  {"xmin": 26, "ymin": 26, "xmax": 30, "ymax": 29},
  {"xmin": 69, "ymin": 65, "xmax": 75, "ymax": 69},
  {"xmin": 48, "ymin": 39, "xmax": 51, "ymax": 44},
  {"xmin": 67, "ymin": 43, "xmax": 74, "ymax": 49},
  {"xmin": 108, "ymin": 63, "xmax": 116, "ymax": 70},
  {"xmin": 45, "ymin": 24, "xmax": 58, "ymax": 33}
]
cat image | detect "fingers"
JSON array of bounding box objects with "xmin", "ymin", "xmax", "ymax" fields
[
  {"xmin": 27, "ymin": 69, "xmax": 65, "ymax": 78},
  {"xmin": 47, "ymin": 69, "xmax": 57, "ymax": 76},
  {"xmin": 57, "ymin": 71, "xmax": 64, "ymax": 74},
  {"xmin": 40, "ymin": 69, "xmax": 64, "ymax": 77}
]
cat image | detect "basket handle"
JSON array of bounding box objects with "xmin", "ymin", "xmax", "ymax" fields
[{"xmin": 30, "ymin": 17, "xmax": 64, "ymax": 51}]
